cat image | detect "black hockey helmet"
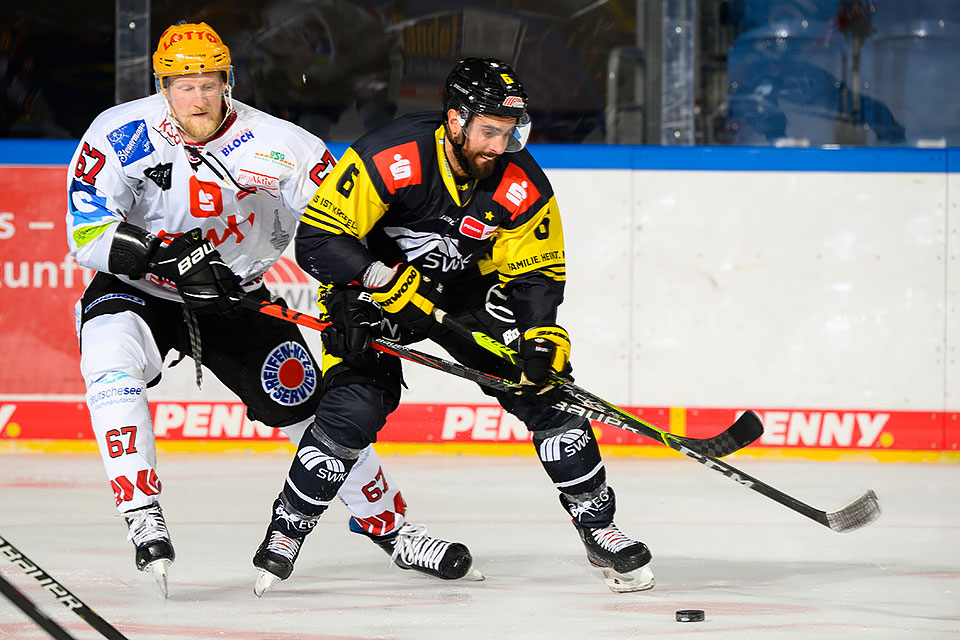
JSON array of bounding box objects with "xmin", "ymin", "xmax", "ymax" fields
[{"xmin": 443, "ymin": 58, "xmax": 531, "ymax": 152}]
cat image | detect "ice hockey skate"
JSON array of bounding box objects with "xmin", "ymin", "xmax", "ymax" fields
[
  {"xmin": 560, "ymin": 487, "xmax": 654, "ymax": 593},
  {"xmin": 350, "ymin": 518, "xmax": 484, "ymax": 581},
  {"xmin": 252, "ymin": 524, "xmax": 303, "ymax": 597},
  {"xmin": 123, "ymin": 504, "xmax": 175, "ymax": 598}
]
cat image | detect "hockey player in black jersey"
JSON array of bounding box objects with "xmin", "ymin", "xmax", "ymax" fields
[{"xmin": 253, "ymin": 57, "xmax": 654, "ymax": 594}]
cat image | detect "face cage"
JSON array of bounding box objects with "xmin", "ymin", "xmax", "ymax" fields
[{"xmin": 456, "ymin": 105, "xmax": 531, "ymax": 153}]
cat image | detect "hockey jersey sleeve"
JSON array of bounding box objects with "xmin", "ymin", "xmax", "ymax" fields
[
  {"xmin": 482, "ymin": 194, "xmax": 567, "ymax": 329},
  {"xmin": 295, "ymin": 146, "xmax": 390, "ymax": 284},
  {"xmin": 66, "ymin": 123, "xmax": 141, "ymax": 273},
  {"xmin": 276, "ymin": 128, "xmax": 338, "ymax": 215}
]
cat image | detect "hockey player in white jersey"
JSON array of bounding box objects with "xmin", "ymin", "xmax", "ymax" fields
[{"xmin": 67, "ymin": 21, "xmax": 479, "ymax": 598}]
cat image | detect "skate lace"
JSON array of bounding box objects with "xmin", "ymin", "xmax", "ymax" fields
[
  {"xmin": 590, "ymin": 524, "xmax": 637, "ymax": 554},
  {"xmin": 124, "ymin": 505, "xmax": 170, "ymax": 546},
  {"xmin": 390, "ymin": 524, "xmax": 449, "ymax": 571},
  {"xmin": 265, "ymin": 530, "xmax": 302, "ymax": 561}
]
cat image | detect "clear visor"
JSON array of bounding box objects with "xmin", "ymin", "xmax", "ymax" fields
[
  {"xmin": 156, "ymin": 69, "xmax": 234, "ymax": 99},
  {"xmin": 458, "ymin": 108, "xmax": 531, "ymax": 153}
]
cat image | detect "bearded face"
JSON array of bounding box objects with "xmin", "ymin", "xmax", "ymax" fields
[
  {"xmin": 164, "ymin": 73, "xmax": 227, "ymax": 143},
  {"xmin": 446, "ymin": 111, "xmax": 517, "ymax": 180}
]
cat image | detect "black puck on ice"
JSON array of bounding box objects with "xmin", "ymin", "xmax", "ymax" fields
[{"xmin": 675, "ymin": 609, "xmax": 705, "ymax": 623}]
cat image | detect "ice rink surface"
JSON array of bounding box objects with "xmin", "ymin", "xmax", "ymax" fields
[{"xmin": 1, "ymin": 450, "xmax": 957, "ymax": 639}]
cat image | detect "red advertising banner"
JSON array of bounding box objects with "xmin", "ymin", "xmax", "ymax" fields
[
  {"xmin": 0, "ymin": 399, "xmax": 953, "ymax": 451},
  {"xmin": 0, "ymin": 166, "xmax": 92, "ymax": 395}
]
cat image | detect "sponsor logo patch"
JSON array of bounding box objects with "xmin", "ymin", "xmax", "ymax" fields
[
  {"xmin": 372, "ymin": 141, "xmax": 421, "ymax": 194},
  {"xmin": 143, "ymin": 163, "xmax": 173, "ymax": 190},
  {"xmin": 261, "ymin": 341, "xmax": 317, "ymax": 406},
  {"xmin": 237, "ymin": 168, "xmax": 280, "ymax": 199},
  {"xmin": 458, "ymin": 215, "xmax": 498, "ymax": 241},
  {"xmin": 107, "ymin": 120, "xmax": 154, "ymax": 166},
  {"xmin": 189, "ymin": 176, "xmax": 223, "ymax": 217},
  {"xmin": 493, "ymin": 163, "xmax": 541, "ymax": 219},
  {"xmin": 218, "ymin": 128, "xmax": 255, "ymax": 157}
]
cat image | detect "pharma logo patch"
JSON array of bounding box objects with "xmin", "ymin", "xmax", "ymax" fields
[
  {"xmin": 107, "ymin": 119, "xmax": 155, "ymax": 166},
  {"xmin": 261, "ymin": 341, "xmax": 317, "ymax": 406}
]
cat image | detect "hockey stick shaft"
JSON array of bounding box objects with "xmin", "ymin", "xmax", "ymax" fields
[
  {"xmin": 245, "ymin": 297, "xmax": 877, "ymax": 531},
  {"xmin": 0, "ymin": 573, "xmax": 78, "ymax": 640},
  {"xmin": 241, "ymin": 297, "xmax": 759, "ymax": 456},
  {"xmin": 0, "ymin": 534, "xmax": 130, "ymax": 640},
  {"xmin": 427, "ymin": 309, "xmax": 880, "ymax": 532}
]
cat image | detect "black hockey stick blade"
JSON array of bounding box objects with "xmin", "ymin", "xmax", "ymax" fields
[
  {"xmin": 0, "ymin": 572, "xmax": 78, "ymax": 640},
  {"xmin": 824, "ymin": 489, "xmax": 882, "ymax": 533},
  {"xmin": 429, "ymin": 307, "xmax": 763, "ymax": 456},
  {"xmin": 555, "ymin": 382, "xmax": 763, "ymax": 457},
  {"xmin": 241, "ymin": 296, "xmax": 762, "ymax": 456},
  {"xmin": 0, "ymin": 534, "xmax": 130, "ymax": 640}
]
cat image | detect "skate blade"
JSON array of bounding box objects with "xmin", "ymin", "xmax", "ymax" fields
[
  {"xmin": 602, "ymin": 565, "xmax": 655, "ymax": 593},
  {"xmin": 460, "ymin": 566, "xmax": 485, "ymax": 581},
  {"xmin": 144, "ymin": 558, "xmax": 171, "ymax": 599},
  {"xmin": 253, "ymin": 569, "xmax": 283, "ymax": 597}
]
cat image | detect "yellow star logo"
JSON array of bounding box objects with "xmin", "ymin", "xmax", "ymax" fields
[{"xmin": 484, "ymin": 211, "xmax": 494, "ymax": 221}]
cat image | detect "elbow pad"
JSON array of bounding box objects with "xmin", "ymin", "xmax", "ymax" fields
[{"xmin": 108, "ymin": 222, "xmax": 161, "ymax": 278}]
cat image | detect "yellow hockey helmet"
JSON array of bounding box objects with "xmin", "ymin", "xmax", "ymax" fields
[{"xmin": 152, "ymin": 22, "xmax": 233, "ymax": 89}]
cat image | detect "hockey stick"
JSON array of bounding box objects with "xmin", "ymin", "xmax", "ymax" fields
[
  {"xmin": 426, "ymin": 308, "xmax": 881, "ymax": 533},
  {"xmin": 0, "ymin": 572, "xmax": 78, "ymax": 640},
  {"xmin": 240, "ymin": 296, "xmax": 760, "ymax": 457},
  {"xmin": 0, "ymin": 534, "xmax": 130, "ymax": 640}
]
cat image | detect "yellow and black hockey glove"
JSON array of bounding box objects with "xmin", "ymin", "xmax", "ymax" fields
[
  {"xmin": 519, "ymin": 325, "xmax": 571, "ymax": 386},
  {"xmin": 364, "ymin": 261, "xmax": 440, "ymax": 337}
]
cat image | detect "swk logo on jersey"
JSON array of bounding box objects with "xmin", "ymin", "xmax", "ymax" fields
[
  {"xmin": 372, "ymin": 142, "xmax": 422, "ymax": 194},
  {"xmin": 493, "ymin": 163, "xmax": 541, "ymax": 219},
  {"xmin": 189, "ymin": 176, "xmax": 223, "ymax": 217}
]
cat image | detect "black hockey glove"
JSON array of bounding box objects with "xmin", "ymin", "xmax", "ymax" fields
[
  {"xmin": 321, "ymin": 288, "xmax": 383, "ymax": 363},
  {"xmin": 365, "ymin": 261, "xmax": 441, "ymax": 337},
  {"xmin": 516, "ymin": 325, "xmax": 571, "ymax": 404},
  {"xmin": 150, "ymin": 228, "xmax": 243, "ymax": 315}
]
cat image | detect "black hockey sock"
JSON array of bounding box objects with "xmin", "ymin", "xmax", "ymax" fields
[
  {"xmin": 281, "ymin": 424, "xmax": 361, "ymax": 524},
  {"xmin": 532, "ymin": 417, "xmax": 606, "ymax": 496}
]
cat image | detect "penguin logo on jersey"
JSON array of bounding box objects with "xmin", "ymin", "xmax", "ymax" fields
[{"xmin": 260, "ymin": 341, "xmax": 317, "ymax": 406}]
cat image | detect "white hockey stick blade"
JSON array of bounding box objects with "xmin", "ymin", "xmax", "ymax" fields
[
  {"xmin": 253, "ymin": 569, "xmax": 283, "ymax": 598},
  {"xmin": 602, "ymin": 565, "xmax": 655, "ymax": 593},
  {"xmin": 825, "ymin": 489, "xmax": 881, "ymax": 533},
  {"xmin": 144, "ymin": 558, "xmax": 170, "ymax": 599}
]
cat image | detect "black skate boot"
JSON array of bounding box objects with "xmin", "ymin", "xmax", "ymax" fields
[
  {"xmin": 560, "ymin": 486, "xmax": 654, "ymax": 593},
  {"xmin": 123, "ymin": 504, "xmax": 175, "ymax": 598},
  {"xmin": 349, "ymin": 517, "xmax": 484, "ymax": 581},
  {"xmin": 253, "ymin": 497, "xmax": 315, "ymax": 597},
  {"xmin": 252, "ymin": 524, "xmax": 303, "ymax": 597}
]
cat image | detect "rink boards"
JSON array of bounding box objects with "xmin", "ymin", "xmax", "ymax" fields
[{"xmin": 1, "ymin": 141, "xmax": 958, "ymax": 460}]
